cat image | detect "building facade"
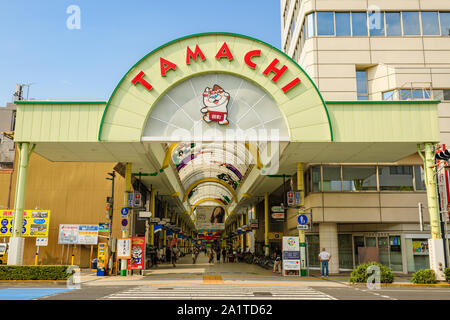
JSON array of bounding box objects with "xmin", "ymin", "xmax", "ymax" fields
[{"xmin": 279, "ymin": 0, "xmax": 450, "ymax": 273}]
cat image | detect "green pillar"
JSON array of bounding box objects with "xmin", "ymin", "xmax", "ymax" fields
[
  {"xmin": 423, "ymin": 143, "xmax": 442, "ymax": 239},
  {"xmin": 8, "ymin": 142, "xmax": 34, "ymax": 265},
  {"xmin": 120, "ymin": 162, "xmax": 132, "ymax": 276}
]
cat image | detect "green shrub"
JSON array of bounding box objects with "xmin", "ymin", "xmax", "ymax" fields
[
  {"xmin": 444, "ymin": 268, "xmax": 450, "ymax": 283},
  {"xmin": 349, "ymin": 262, "xmax": 394, "ymax": 284},
  {"xmin": 411, "ymin": 269, "xmax": 436, "ymax": 284},
  {"xmin": 0, "ymin": 265, "xmax": 73, "ymax": 280}
]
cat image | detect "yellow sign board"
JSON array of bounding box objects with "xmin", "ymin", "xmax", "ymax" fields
[{"xmin": 0, "ymin": 210, "xmax": 51, "ymax": 237}]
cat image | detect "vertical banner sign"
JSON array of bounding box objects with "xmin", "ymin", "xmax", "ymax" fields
[
  {"xmin": 127, "ymin": 237, "xmax": 145, "ymax": 270},
  {"xmin": 117, "ymin": 238, "xmax": 131, "ymax": 259},
  {"xmin": 282, "ymin": 236, "xmax": 300, "ymax": 276}
]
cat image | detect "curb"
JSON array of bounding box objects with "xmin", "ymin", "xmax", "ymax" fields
[
  {"xmin": 0, "ymin": 280, "xmax": 68, "ymax": 284},
  {"xmin": 348, "ymin": 282, "xmax": 450, "ymax": 287}
]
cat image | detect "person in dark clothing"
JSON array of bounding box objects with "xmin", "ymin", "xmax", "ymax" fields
[
  {"xmin": 222, "ymin": 248, "xmax": 227, "ymax": 263},
  {"xmin": 216, "ymin": 248, "xmax": 221, "ymax": 263}
]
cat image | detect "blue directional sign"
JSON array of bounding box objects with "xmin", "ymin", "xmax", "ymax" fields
[
  {"xmin": 297, "ymin": 214, "xmax": 308, "ymax": 225},
  {"xmin": 121, "ymin": 207, "xmax": 129, "ymax": 216}
]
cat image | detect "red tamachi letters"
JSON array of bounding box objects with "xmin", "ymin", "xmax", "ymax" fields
[
  {"xmin": 244, "ymin": 50, "xmax": 261, "ymax": 69},
  {"xmin": 263, "ymin": 58, "xmax": 287, "ymax": 83},
  {"xmin": 215, "ymin": 42, "xmax": 234, "ymax": 61},
  {"xmin": 282, "ymin": 77, "xmax": 301, "ymax": 93},
  {"xmin": 186, "ymin": 45, "xmax": 206, "ymax": 64},
  {"xmin": 131, "ymin": 71, "xmax": 152, "ymax": 91},
  {"xmin": 160, "ymin": 57, "xmax": 177, "ymax": 76}
]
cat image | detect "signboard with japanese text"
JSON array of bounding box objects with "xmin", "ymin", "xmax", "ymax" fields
[
  {"xmin": 78, "ymin": 225, "xmax": 99, "ymax": 245},
  {"xmin": 0, "ymin": 210, "xmax": 50, "ymax": 237},
  {"xmin": 58, "ymin": 224, "xmax": 79, "ymax": 244},
  {"xmin": 58, "ymin": 224, "xmax": 98, "ymax": 245},
  {"xmin": 127, "ymin": 237, "xmax": 145, "ymax": 270},
  {"xmin": 117, "ymin": 238, "xmax": 131, "ymax": 259},
  {"xmin": 282, "ymin": 236, "xmax": 300, "ymax": 276}
]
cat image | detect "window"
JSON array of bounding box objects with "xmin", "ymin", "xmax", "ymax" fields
[
  {"xmin": 352, "ymin": 12, "xmax": 368, "ymax": 36},
  {"xmin": 306, "ymin": 13, "xmax": 315, "ymax": 38},
  {"xmin": 402, "ymin": 12, "xmax": 421, "ymax": 35},
  {"xmin": 312, "ymin": 166, "xmax": 321, "ymax": 191},
  {"xmin": 386, "ymin": 12, "xmax": 402, "ymax": 36},
  {"xmin": 434, "ymin": 89, "xmax": 450, "ymax": 101},
  {"xmin": 335, "ymin": 12, "xmax": 351, "ymax": 36},
  {"xmin": 369, "ymin": 11, "xmax": 385, "ymax": 36},
  {"xmin": 342, "ymin": 166, "xmax": 377, "ymax": 191},
  {"xmin": 356, "ymin": 70, "xmax": 369, "ymax": 100},
  {"xmin": 379, "ymin": 166, "xmax": 414, "ymax": 191},
  {"xmin": 383, "ymin": 90, "xmax": 396, "ymax": 100},
  {"xmin": 317, "ymin": 12, "xmax": 334, "ymax": 35},
  {"xmin": 421, "ymin": 12, "xmax": 440, "ymax": 35},
  {"xmin": 323, "ymin": 166, "xmax": 341, "ymax": 191},
  {"xmin": 399, "ymin": 89, "xmax": 431, "ymax": 100},
  {"xmin": 414, "ymin": 165, "xmax": 426, "ymax": 191},
  {"xmin": 441, "ymin": 12, "xmax": 450, "ymax": 36}
]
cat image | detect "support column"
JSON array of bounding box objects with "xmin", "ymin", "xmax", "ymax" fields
[
  {"xmin": 120, "ymin": 162, "xmax": 132, "ymax": 276},
  {"xmin": 150, "ymin": 189, "xmax": 155, "ymax": 246},
  {"xmin": 264, "ymin": 192, "xmax": 269, "ymax": 256},
  {"xmin": 8, "ymin": 142, "xmax": 34, "ymax": 265},
  {"xmin": 163, "ymin": 202, "xmax": 168, "ymax": 248},
  {"xmin": 246, "ymin": 208, "xmax": 251, "ymax": 250},
  {"xmin": 319, "ymin": 223, "xmax": 339, "ymax": 274},
  {"xmin": 297, "ymin": 163, "xmax": 307, "ymax": 276},
  {"xmin": 421, "ymin": 143, "xmax": 446, "ymax": 280}
]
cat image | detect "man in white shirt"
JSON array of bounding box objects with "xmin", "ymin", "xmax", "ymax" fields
[{"xmin": 318, "ymin": 248, "xmax": 331, "ymax": 278}]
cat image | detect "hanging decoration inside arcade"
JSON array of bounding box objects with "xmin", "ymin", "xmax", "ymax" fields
[{"xmin": 130, "ymin": 42, "xmax": 302, "ymax": 96}]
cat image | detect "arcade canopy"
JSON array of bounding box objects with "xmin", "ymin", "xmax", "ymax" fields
[{"xmin": 13, "ymin": 32, "xmax": 440, "ymax": 225}]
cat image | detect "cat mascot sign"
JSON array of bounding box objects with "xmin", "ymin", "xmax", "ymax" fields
[{"xmin": 201, "ymin": 85, "xmax": 230, "ymax": 125}]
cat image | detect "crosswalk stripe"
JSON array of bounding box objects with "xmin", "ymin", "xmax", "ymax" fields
[{"xmin": 100, "ymin": 285, "xmax": 336, "ymax": 300}]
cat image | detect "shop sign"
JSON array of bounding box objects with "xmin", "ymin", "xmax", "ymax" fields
[
  {"xmin": 131, "ymin": 43, "xmax": 302, "ymax": 94},
  {"xmin": 271, "ymin": 212, "xmax": 284, "ymax": 220},
  {"xmin": 1, "ymin": 210, "xmax": 51, "ymax": 237},
  {"xmin": 150, "ymin": 217, "xmax": 160, "ymax": 224},
  {"xmin": 98, "ymin": 223, "xmax": 110, "ymax": 233},
  {"xmin": 117, "ymin": 238, "xmax": 131, "ymax": 259},
  {"xmin": 127, "ymin": 237, "xmax": 145, "ymax": 270},
  {"xmin": 271, "ymin": 206, "xmax": 285, "ymax": 213},
  {"xmin": 249, "ymin": 219, "xmax": 258, "ymax": 228}
]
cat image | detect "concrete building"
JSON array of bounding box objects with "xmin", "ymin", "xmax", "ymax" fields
[{"xmin": 279, "ymin": 0, "xmax": 450, "ymax": 273}]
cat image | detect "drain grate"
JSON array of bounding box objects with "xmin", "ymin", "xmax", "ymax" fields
[
  {"xmin": 253, "ymin": 292, "xmax": 272, "ymax": 296},
  {"xmin": 157, "ymin": 287, "xmax": 174, "ymax": 290}
]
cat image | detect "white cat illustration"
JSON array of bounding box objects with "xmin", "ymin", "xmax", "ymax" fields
[{"xmin": 201, "ymin": 84, "xmax": 230, "ymax": 125}]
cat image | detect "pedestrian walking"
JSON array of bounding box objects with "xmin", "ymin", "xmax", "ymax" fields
[
  {"xmin": 216, "ymin": 248, "xmax": 221, "ymax": 263},
  {"xmin": 318, "ymin": 248, "xmax": 331, "ymax": 278},
  {"xmin": 233, "ymin": 248, "xmax": 237, "ymax": 263},
  {"xmin": 208, "ymin": 249, "xmax": 215, "ymax": 263},
  {"xmin": 221, "ymin": 248, "xmax": 227, "ymax": 263},
  {"xmin": 192, "ymin": 247, "xmax": 199, "ymax": 264},
  {"xmin": 171, "ymin": 246, "xmax": 178, "ymax": 267},
  {"xmin": 273, "ymin": 247, "xmax": 281, "ymax": 273}
]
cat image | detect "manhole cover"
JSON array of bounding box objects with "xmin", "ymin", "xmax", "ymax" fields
[
  {"xmin": 158, "ymin": 287, "xmax": 174, "ymax": 290},
  {"xmin": 253, "ymin": 292, "xmax": 272, "ymax": 296}
]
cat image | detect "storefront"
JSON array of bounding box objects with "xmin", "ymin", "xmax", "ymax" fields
[{"xmin": 5, "ymin": 33, "xmax": 445, "ymax": 276}]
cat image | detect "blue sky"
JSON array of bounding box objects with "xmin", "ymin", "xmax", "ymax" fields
[{"xmin": 0, "ymin": 1, "xmax": 281, "ymax": 105}]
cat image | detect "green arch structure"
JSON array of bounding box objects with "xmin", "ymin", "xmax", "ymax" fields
[{"xmin": 98, "ymin": 32, "xmax": 333, "ymax": 142}]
